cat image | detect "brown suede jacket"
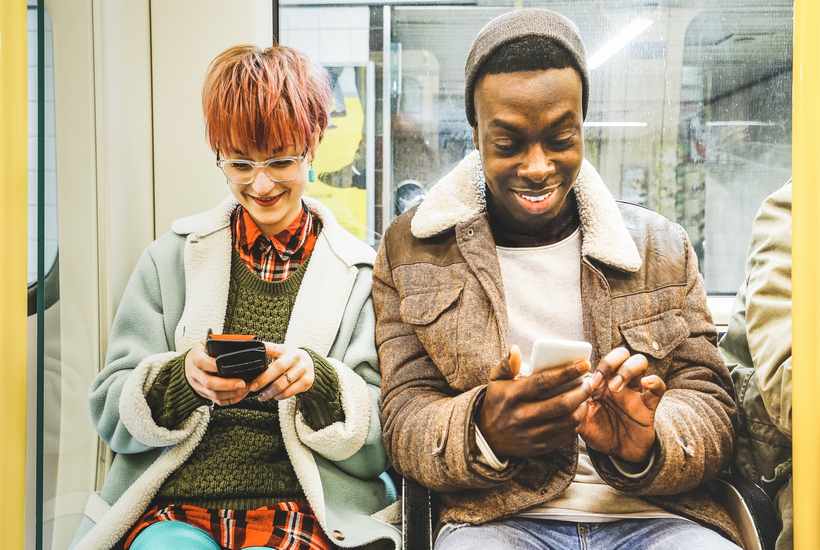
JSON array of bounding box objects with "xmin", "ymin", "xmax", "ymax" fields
[{"xmin": 373, "ymin": 151, "xmax": 741, "ymax": 546}]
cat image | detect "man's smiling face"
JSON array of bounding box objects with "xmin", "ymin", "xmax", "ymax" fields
[{"xmin": 473, "ymin": 67, "xmax": 584, "ymax": 242}]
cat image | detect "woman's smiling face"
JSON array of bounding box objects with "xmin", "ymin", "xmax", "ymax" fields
[
  {"xmin": 472, "ymin": 67, "xmax": 584, "ymax": 246},
  {"xmin": 201, "ymin": 45, "xmax": 332, "ymax": 237}
]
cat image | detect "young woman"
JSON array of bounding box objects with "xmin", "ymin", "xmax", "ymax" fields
[{"xmin": 72, "ymin": 45, "xmax": 399, "ymax": 550}]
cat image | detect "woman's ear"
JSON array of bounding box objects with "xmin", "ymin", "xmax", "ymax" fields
[{"xmin": 472, "ymin": 126, "xmax": 480, "ymax": 152}]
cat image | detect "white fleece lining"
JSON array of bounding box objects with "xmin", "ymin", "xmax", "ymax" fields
[
  {"xmin": 277, "ymin": 222, "xmax": 363, "ymax": 527},
  {"xmin": 174, "ymin": 229, "xmax": 232, "ymax": 352},
  {"xmin": 119, "ymin": 351, "xmax": 200, "ymax": 447},
  {"xmin": 74, "ymin": 420, "xmax": 209, "ymax": 550},
  {"xmin": 285, "ymin": 233, "xmax": 357, "ymax": 357},
  {"xmin": 294, "ymin": 359, "xmax": 371, "ymax": 461},
  {"xmin": 411, "ymin": 150, "xmax": 643, "ymax": 273},
  {"xmin": 572, "ymin": 163, "xmax": 642, "ymax": 272},
  {"xmin": 75, "ymin": 359, "xmax": 210, "ymax": 550},
  {"xmin": 173, "ymin": 197, "xmax": 372, "ymax": 354}
]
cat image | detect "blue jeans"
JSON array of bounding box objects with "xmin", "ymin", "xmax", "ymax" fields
[{"xmin": 435, "ymin": 518, "xmax": 742, "ymax": 550}]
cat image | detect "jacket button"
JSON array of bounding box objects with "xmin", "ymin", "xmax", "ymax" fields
[
  {"xmin": 651, "ymin": 341, "xmax": 660, "ymax": 351},
  {"xmin": 332, "ymin": 529, "xmax": 345, "ymax": 541}
]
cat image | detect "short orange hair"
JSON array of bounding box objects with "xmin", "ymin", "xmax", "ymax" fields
[{"xmin": 202, "ymin": 44, "xmax": 331, "ymax": 157}]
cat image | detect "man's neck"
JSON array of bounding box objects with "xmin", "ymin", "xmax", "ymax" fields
[{"xmin": 489, "ymin": 195, "xmax": 580, "ymax": 248}]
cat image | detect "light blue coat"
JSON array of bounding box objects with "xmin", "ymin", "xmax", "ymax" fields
[{"xmin": 71, "ymin": 197, "xmax": 400, "ymax": 550}]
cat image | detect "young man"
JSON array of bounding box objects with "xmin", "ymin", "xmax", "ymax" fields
[{"xmin": 373, "ymin": 9, "xmax": 741, "ymax": 550}]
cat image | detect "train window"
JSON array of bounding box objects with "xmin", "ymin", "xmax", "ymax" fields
[
  {"xmin": 27, "ymin": 3, "xmax": 94, "ymax": 549},
  {"xmin": 279, "ymin": 7, "xmax": 376, "ymax": 243},
  {"xmin": 27, "ymin": 1, "xmax": 58, "ymax": 288},
  {"xmin": 280, "ymin": 0, "xmax": 792, "ymax": 296}
]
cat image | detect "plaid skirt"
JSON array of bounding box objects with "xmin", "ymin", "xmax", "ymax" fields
[{"xmin": 122, "ymin": 501, "xmax": 332, "ymax": 550}]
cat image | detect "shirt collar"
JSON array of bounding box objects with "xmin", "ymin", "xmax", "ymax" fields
[{"xmin": 235, "ymin": 203, "xmax": 314, "ymax": 261}]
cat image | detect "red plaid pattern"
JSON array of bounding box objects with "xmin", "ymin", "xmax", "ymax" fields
[
  {"xmin": 232, "ymin": 204, "xmax": 321, "ymax": 282},
  {"xmin": 123, "ymin": 502, "xmax": 331, "ymax": 550}
]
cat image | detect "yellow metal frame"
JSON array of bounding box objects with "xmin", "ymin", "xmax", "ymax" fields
[
  {"xmin": 793, "ymin": 1, "xmax": 820, "ymax": 549},
  {"xmin": 0, "ymin": 1, "xmax": 29, "ymax": 547},
  {"xmin": 0, "ymin": 3, "xmax": 813, "ymax": 550}
]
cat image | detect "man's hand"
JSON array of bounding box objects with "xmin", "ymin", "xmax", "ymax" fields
[
  {"xmin": 578, "ymin": 347, "xmax": 667, "ymax": 464},
  {"xmin": 476, "ymin": 345, "xmax": 592, "ymax": 459},
  {"xmin": 184, "ymin": 342, "xmax": 249, "ymax": 406}
]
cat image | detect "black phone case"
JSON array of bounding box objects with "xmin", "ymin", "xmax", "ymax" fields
[{"xmin": 206, "ymin": 330, "xmax": 268, "ymax": 382}]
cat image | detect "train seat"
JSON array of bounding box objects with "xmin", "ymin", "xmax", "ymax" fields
[{"xmin": 399, "ymin": 473, "xmax": 779, "ymax": 550}]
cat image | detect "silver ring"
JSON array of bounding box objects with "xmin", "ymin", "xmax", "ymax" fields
[{"xmin": 285, "ymin": 370, "xmax": 294, "ymax": 384}]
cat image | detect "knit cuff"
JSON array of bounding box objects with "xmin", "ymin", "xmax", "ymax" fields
[
  {"xmin": 297, "ymin": 348, "xmax": 345, "ymax": 430},
  {"xmin": 610, "ymin": 448, "xmax": 657, "ymax": 479},
  {"xmin": 147, "ymin": 351, "xmax": 210, "ymax": 429}
]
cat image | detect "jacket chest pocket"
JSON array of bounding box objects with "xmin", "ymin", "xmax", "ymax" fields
[
  {"xmin": 618, "ymin": 309, "xmax": 690, "ymax": 376},
  {"xmin": 399, "ymin": 284, "xmax": 463, "ymax": 379}
]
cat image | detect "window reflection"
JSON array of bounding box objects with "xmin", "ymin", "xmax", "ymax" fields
[
  {"xmin": 386, "ymin": 2, "xmax": 792, "ymax": 294},
  {"xmin": 27, "ymin": 1, "xmax": 58, "ymax": 286},
  {"xmin": 279, "ymin": 1, "xmax": 792, "ymax": 292}
]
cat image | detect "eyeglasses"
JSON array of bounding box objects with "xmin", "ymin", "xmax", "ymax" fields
[{"xmin": 216, "ymin": 154, "xmax": 306, "ymax": 186}]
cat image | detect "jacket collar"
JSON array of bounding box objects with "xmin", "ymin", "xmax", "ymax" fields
[
  {"xmin": 171, "ymin": 196, "xmax": 375, "ymax": 356},
  {"xmin": 411, "ymin": 150, "xmax": 642, "ymax": 273},
  {"xmin": 170, "ymin": 195, "xmax": 374, "ymax": 268}
]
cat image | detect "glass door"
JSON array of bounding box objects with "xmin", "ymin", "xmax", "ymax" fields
[{"xmin": 28, "ymin": 1, "xmax": 103, "ymax": 548}]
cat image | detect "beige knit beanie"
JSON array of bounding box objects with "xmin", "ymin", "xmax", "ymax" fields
[{"xmin": 464, "ymin": 8, "xmax": 589, "ymax": 126}]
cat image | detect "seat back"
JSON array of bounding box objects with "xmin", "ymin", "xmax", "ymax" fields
[{"xmin": 401, "ymin": 474, "xmax": 779, "ymax": 550}]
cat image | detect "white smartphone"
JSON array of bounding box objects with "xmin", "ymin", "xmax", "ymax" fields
[{"xmin": 520, "ymin": 339, "xmax": 592, "ymax": 384}]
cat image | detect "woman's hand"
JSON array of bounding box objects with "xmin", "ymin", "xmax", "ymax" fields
[
  {"xmin": 184, "ymin": 342, "xmax": 249, "ymax": 406},
  {"xmin": 249, "ymin": 344, "xmax": 316, "ymax": 401},
  {"xmin": 577, "ymin": 347, "xmax": 667, "ymax": 464}
]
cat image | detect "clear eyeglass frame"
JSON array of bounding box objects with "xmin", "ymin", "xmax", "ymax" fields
[{"xmin": 216, "ymin": 154, "xmax": 307, "ymax": 186}]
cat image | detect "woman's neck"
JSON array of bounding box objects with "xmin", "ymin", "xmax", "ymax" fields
[{"xmin": 256, "ymin": 203, "xmax": 304, "ymax": 239}]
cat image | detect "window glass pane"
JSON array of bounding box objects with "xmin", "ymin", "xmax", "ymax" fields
[
  {"xmin": 278, "ymin": 0, "xmax": 792, "ymax": 294},
  {"xmin": 28, "ymin": 2, "xmax": 59, "ymax": 285},
  {"xmin": 681, "ymin": 8, "xmax": 791, "ymax": 293},
  {"xmin": 280, "ymin": 7, "xmax": 377, "ymax": 244},
  {"xmin": 28, "ymin": 4, "xmax": 68, "ymax": 549}
]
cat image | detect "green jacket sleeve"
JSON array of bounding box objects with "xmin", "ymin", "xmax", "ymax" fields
[{"xmin": 744, "ymin": 183, "xmax": 793, "ymax": 438}]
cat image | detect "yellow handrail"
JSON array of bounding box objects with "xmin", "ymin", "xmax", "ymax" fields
[
  {"xmin": 793, "ymin": 1, "xmax": 820, "ymax": 549},
  {"xmin": 0, "ymin": 1, "xmax": 29, "ymax": 548}
]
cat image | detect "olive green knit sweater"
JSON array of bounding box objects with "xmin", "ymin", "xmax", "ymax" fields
[{"xmin": 144, "ymin": 250, "xmax": 344, "ymax": 509}]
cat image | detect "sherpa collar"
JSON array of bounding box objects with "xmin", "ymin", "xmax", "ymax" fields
[{"xmin": 410, "ymin": 150, "xmax": 642, "ymax": 273}]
